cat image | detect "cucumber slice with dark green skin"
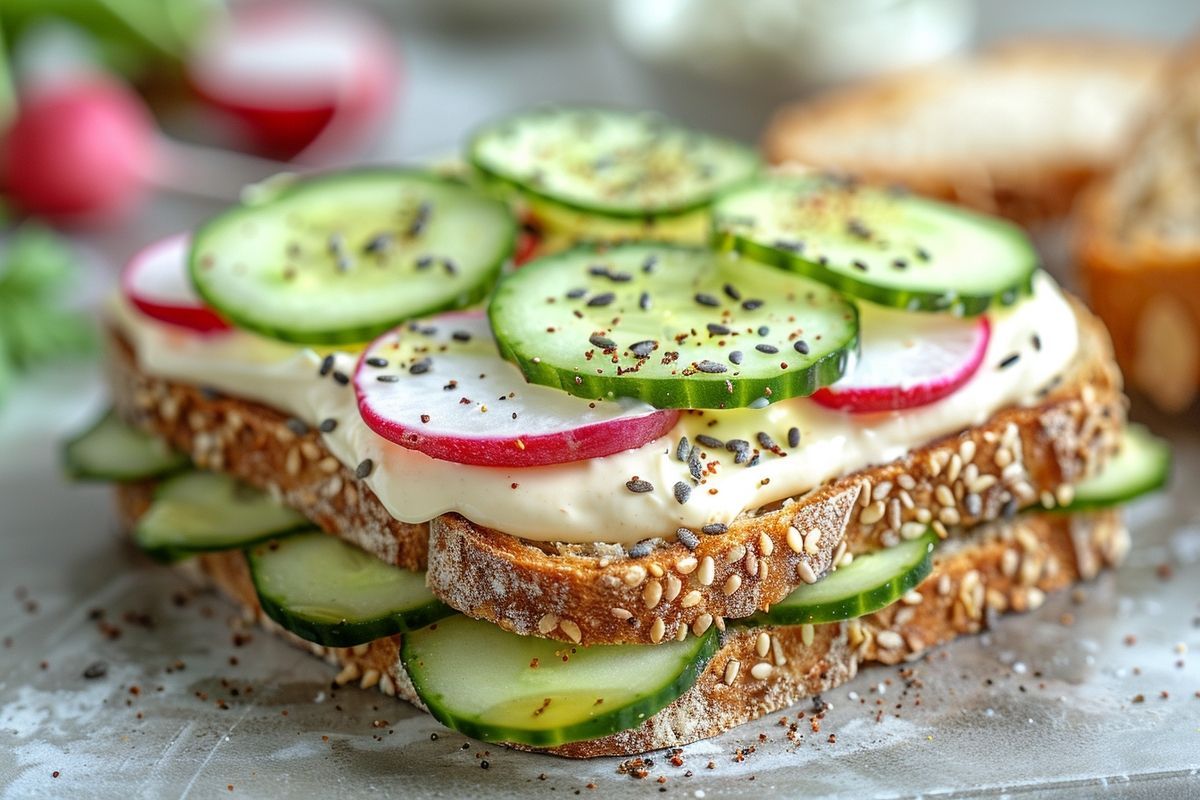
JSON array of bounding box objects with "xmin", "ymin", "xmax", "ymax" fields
[
  {"xmin": 1062, "ymin": 424, "xmax": 1171, "ymax": 511},
  {"xmin": 133, "ymin": 471, "xmax": 310, "ymax": 561},
  {"xmin": 246, "ymin": 531, "xmax": 452, "ymax": 647},
  {"xmin": 756, "ymin": 530, "xmax": 937, "ymax": 626},
  {"xmin": 402, "ymin": 614, "xmax": 717, "ymax": 747},
  {"xmin": 712, "ymin": 176, "xmax": 1038, "ymax": 316},
  {"xmin": 63, "ymin": 409, "xmax": 189, "ymax": 482},
  {"xmin": 488, "ymin": 243, "xmax": 859, "ymax": 409},
  {"xmin": 469, "ymin": 106, "xmax": 759, "ymax": 220},
  {"xmin": 189, "ymin": 169, "xmax": 517, "ymax": 345}
]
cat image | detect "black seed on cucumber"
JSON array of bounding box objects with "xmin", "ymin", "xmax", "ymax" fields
[
  {"xmin": 713, "ymin": 175, "xmax": 1038, "ymax": 315},
  {"xmin": 63, "ymin": 409, "xmax": 189, "ymax": 483},
  {"xmin": 248, "ymin": 532, "xmax": 452, "ymax": 647},
  {"xmin": 753, "ymin": 530, "xmax": 937, "ymax": 626},
  {"xmin": 488, "ymin": 244, "xmax": 857, "ymax": 408},
  {"xmin": 189, "ymin": 170, "xmax": 515, "ymax": 344}
]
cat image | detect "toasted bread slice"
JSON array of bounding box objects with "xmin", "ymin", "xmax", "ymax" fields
[
  {"xmin": 111, "ymin": 480, "xmax": 1127, "ymax": 757},
  {"xmin": 1075, "ymin": 36, "xmax": 1200, "ymax": 413},
  {"xmin": 107, "ymin": 298, "xmax": 1124, "ymax": 646},
  {"xmin": 764, "ymin": 39, "xmax": 1163, "ymax": 224}
]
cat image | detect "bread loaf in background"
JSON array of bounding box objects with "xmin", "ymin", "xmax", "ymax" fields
[{"xmin": 763, "ymin": 39, "xmax": 1164, "ymax": 225}]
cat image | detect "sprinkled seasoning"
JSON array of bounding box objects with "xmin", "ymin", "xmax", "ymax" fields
[
  {"xmin": 696, "ymin": 434, "xmax": 723, "ymax": 449},
  {"xmin": 319, "ymin": 354, "xmax": 335, "ymax": 377},
  {"xmin": 415, "ymin": 255, "xmax": 434, "ymax": 270},
  {"xmin": 787, "ymin": 427, "xmax": 801, "ymax": 448},
  {"xmin": 688, "ymin": 450, "xmax": 703, "ymax": 482},
  {"xmin": 451, "ymin": 330, "xmax": 472, "ymax": 343},
  {"xmin": 673, "ymin": 481, "xmax": 692, "ymax": 504},
  {"xmin": 409, "ymin": 359, "xmax": 432, "ymax": 375},
  {"xmin": 723, "ymin": 283, "xmax": 742, "ymax": 301},
  {"xmin": 851, "ymin": 259, "xmax": 869, "ymax": 272},
  {"xmin": 626, "ymin": 478, "xmax": 654, "ymax": 493},
  {"xmin": 628, "ymin": 540, "xmax": 654, "ymax": 559},
  {"xmin": 630, "ymin": 340, "xmax": 656, "ymax": 358},
  {"xmin": 701, "ymin": 522, "xmax": 729, "ymax": 536},
  {"xmin": 742, "ymin": 299, "xmax": 764, "ymax": 311},
  {"xmin": 694, "ymin": 292, "xmax": 720, "ymax": 308},
  {"xmin": 355, "ymin": 459, "xmax": 374, "ymax": 479},
  {"xmin": 365, "ymin": 357, "xmax": 389, "ymax": 368},
  {"xmin": 729, "ymin": 350, "xmax": 744, "ymax": 365},
  {"xmin": 675, "ymin": 436, "xmax": 691, "ymax": 462},
  {"xmin": 793, "ymin": 340, "xmax": 810, "ymax": 355},
  {"xmin": 285, "ymin": 418, "xmax": 309, "ymax": 436},
  {"xmin": 755, "ymin": 344, "xmax": 779, "ymax": 355},
  {"xmin": 725, "ymin": 439, "xmax": 749, "ymax": 454},
  {"xmin": 638, "ymin": 291, "xmax": 651, "ymax": 311},
  {"xmin": 706, "ymin": 323, "xmax": 731, "ymax": 336},
  {"xmin": 676, "ymin": 528, "xmax": 700, "ymax": 550},
  {"xmin": 363, "ymin": 233, "xmax": 394, "ymax": 255},
  {"xmin": 892, "ymin": 258, "xmax": 908, "ymax": 270},
  {"xmin": 332, "ymin": 371, "xmax": 350, "ymax": 386},
  {"xmin": 442, "ymin": 258, "xmax": 458, "ymax": 275},
  {"xmin": 1031, "ymin": 334, "xmax": 1042, "ymax": 351},
  {"xmin": 998, "ymin": 353, "xmax": 1021, "ymax": 369},
  {"xmin": 318, "ymin": 418, "xmax": 338, "ymax": 433},
  {"xmin": 695, "ymin": 360, "xmax": 727, "ymax": 374},
  {"xmin": 756, "ymin": 432, "xmax": 777, "ymax": 451},
  {"xmin": 376, "ymin": 375, "xmax": 400, "ymax": 383},
  {"xmin": 641, "ymin": 255, "xmax": 658, "ymax": 273},
  {"xmin": 566, "ymin": 287, "xmax": 587, "ymax": 299}
]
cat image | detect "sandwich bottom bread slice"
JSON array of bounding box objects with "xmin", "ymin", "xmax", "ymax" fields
[{"xmin": 109, "ymin": 479, "xmax": 1128, "ymax": 758}]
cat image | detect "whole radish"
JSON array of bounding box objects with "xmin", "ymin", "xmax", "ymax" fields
[{"xmin": 0, "ymin": 75, "xmax": 157, "ymax": 223}]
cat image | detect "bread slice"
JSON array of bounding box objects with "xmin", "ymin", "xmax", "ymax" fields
[
  {"xmin": 107, "ymin": 298, "xmax": 1124, "ymax": 646},
  {"xmin": 1075, "ymin": 36, "xmax": 1200, "ymax": 413},
  {"xmin": 111, "ymin": 480, "xmax": 1127, "ymax": 757},
  {"xmin": 763, "ymin": 38, "xmax": 1164, "ymax": 224}
]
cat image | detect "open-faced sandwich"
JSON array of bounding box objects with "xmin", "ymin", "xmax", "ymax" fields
[{"xmin": 65, "ymin": 107, "xmax": 1168, "ymax": 756}]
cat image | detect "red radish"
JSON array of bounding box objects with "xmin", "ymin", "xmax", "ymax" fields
[
  {"xmin": 122, "ymin": 233, "xmax": 230, "ymax": 334},
  {"xmin": 355, "ymin": 314, "xmax": 680, "ymax": 467},
  {"xmin": 515, "ymin": 226, "xmax": 541, "ymax": 266},
  {"xmin": 811, "ymin": 310, "xmax": 991, "ymax": 413},
  {"xmin": 187, "ymin": 0, "xmax": 397, "ymax": 162},
  {"xmin": 0, "ymin": 75, "xmax": 156, "ymax": 222}
]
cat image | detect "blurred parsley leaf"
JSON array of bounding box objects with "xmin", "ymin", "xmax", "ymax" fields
[{"xmin": 0, "ymin": 225, "xmax": 96, "ymax": 405}]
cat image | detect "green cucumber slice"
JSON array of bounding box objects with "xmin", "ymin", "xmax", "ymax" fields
[
  {"xmin": 758, "ymin": 530, "xmax": 937, "ymax": 626},
  {"xmin": 63, "ymin": 409, "xmax": 189, "ymax": 482},
  {"xmin": 469, "ymin": 106, "xmax": 759, "ymax": 220},
  {"xmin": 712, "ymin": 176, "xmax": 1038, "ymax": 315},
  {"xmin": 133, "ymin": 471, "xmax": 310, "ymax": 561},
  {"xmin": 189, "ymin": 169, "xmax": 517, "ymax": 344},
  {"xmin": 1064, "ymin": 424, "xmax": 1171, "ymax": 510},
  {"xmin": 488, "ymin": 243, "xmax": 859, "ymax": 409},
  {"xmin": 246, "ymin": 532, "xmax": 452, "ymax": 647},
  {"xmin": 402, "ymin": 614, "xmax": 717, "ymax": 747}
]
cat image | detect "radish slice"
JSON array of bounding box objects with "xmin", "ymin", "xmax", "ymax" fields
[
  {"xmin": 186, "ymin": 0, "xmax": 397, "ymax": 161},
  {"xmin": 354, "ymin": 314, "xmax": 680, "ymax": 467},
  {"xmin": 122, "ymin": 233, "xmax": 230, "ymax": 334},
  {"xmin": 811, "ymin": 308, "xmax": 990, "ymax": 413}
]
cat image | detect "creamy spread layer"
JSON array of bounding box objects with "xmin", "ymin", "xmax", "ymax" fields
[{"xmin": 111, "ymin": 272, "xmax": 1078, "ymax": 545}]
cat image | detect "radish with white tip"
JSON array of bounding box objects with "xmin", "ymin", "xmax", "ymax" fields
[
  {"xmin": 811, "ymin": 309, "xmax": 991, "ymax": 413},
  {"xmin": 122, "ymin": 233, "xmax": 230, "ymax": 334},
  {"xmin": 354, "ymin": 313, "xmax": 680, "ymax": 467}
]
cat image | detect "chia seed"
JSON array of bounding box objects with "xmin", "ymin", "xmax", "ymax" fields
[
  {"xmin": 630, "ymin": 340, "xmax": 656, "ymax": 358},
  {"xmin": 626, "ymin": 478, "xmax": 654, "ymax": 494},
  {"xmin": 285, "ymin": 418, "xmax": 309, "ymax": 436},
  {"xmin": 365, "ymin": 357, "xmax": 388, "ymax": 368},
  {"xmin": 787, "ymin": 427, "xmax": 801, "ymax": 448},
  {"xmin": 587, "ymin": 292, "xmax": 615, "ymax": 307},
  {"xmin": 676, "ymin": 528, "xmax": 700, "ymax": 550},
  {"xmin": 673, "ymin": 481, "xmax": 691, "ymax": 505},
  {"xmin": 355, "ymin": 459, "xmax": 374, "ymax": 479},
  {"xmin": 729, "ymin": 350, "xmax": 744, "ymax": 365},
  {"xmin": 319, "ymin": 354, "xmax": 335, "ymax": 377},
  {"xmin": 318, "ymin": 418, "xmax": 338, "ymax": 433},
  {"xmin": 695, "ymin": 360, "xmax": 727, "ymax": 374},
  {"xmin": 695, "ymin": 293, "xmax": 720, "ymax": 308},
  {"xmin": 589, "ymin": 335, "xmax": 617, "ymax": 350},
  {"xmin": 701, "ymin": 522, "xmax": 729, "ymax": 536},
  {"xmin": 793, "ymin": 340, "xmax": 810, "ymax": 355},
  {"xmin": 755, "ymin": 344, "xmax": 779, "ymax": 354}
]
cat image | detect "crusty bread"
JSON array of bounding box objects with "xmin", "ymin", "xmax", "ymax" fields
[
  {"xmin": 764, "ymin": 38, "xmax": 1164, "ymax": 224},
  {"xmin": 1075, "ymin": 36, "xmax": 1200, "ymax": 413},
  {"xmin": 111, "ymin": 480, "xmax": 1127, "ymax": 757},
  {"xmin": 107, "ymin": 298, "xmax": 1124, "ymax": 646}
]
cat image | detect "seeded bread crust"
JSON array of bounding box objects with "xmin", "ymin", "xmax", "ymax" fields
[
  {"xmin": 111, "ymin": 481, "xmax": 1125, "ymax": 757},
  {"xmin": 423, "ymin": 302, "xmax": 1122, "ymax": 645},
  {"xmin": 1075, "ymin": 36, "xmax": 1200, "ymax": 413},
  {"xmin": 763, "ymin": 38, "xmax": 1163, "ymax": 224},
  {"xmin": 107, "ymin": 301, "xmax": 1124, "ymax": 646}
]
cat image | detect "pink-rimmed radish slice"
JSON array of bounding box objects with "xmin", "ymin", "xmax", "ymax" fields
[
  {"xmin": 811, "ymin": 309, "xmax": 990, "ymax": 413},
  {"xmin": 122, "ymin": 233, "xmax": 230, "ymax": 334},
  {"xmin": 354, "ymin": 314, "xmax": 680, "ymax": 467},
  {"xmin": 186, "ymin": 0, "xmax": 397, "ymax": 162}
]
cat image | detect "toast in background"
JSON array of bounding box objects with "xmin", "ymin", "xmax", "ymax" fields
[
  {"xmin": 763, "ymin": 39, "xmax": 1164, "ymax": 224},
  {"xmin": 1075, "ymin": 36, "xmax": 1200, "ymax": 414}
]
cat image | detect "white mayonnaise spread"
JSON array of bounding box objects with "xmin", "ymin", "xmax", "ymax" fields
[{"xmin": 111, "ymin": 271, "xmax": 1078, "ymax": 545}]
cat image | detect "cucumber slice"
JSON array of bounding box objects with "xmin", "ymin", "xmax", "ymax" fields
[
  {"xmin": 1064, "ymin": 424, "xmax": 1171, "ymax": 510},
  {"xmin": 133, "ymin": 471, "xmax": 310, "ymax": 561},
  {"xmin": 469, "ymin": 106, "xmax": 759, "ymax": 220},
  {"xmin": 488, "ymin": 243, "xmax": 859, "ymax": 409},
  {"xmin": 189, "ymin": 169, "xmax": 517, "ymax": 344},
  {"xmin": 402, "ymin": 614, "xmax": 717, "ymax": 747},
  {"xmin": 713, "ymin": 176, "xmax": 1038, "ymax": 315},
  {"xmin": 757, "ymin": 530, "xmax": 937, "ymax": 626},
  {"xmin": 246, "ymin": 532, "xmax": 452, "ymax": 647},
  {"xmin": 63, "ymin": 409, "xmax": 189, "ymax": 482}
]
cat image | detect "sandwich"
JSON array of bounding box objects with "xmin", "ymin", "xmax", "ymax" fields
[{"xmin": 65, "ymin": 106, "xmax": 1169, "ymax": 757}]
